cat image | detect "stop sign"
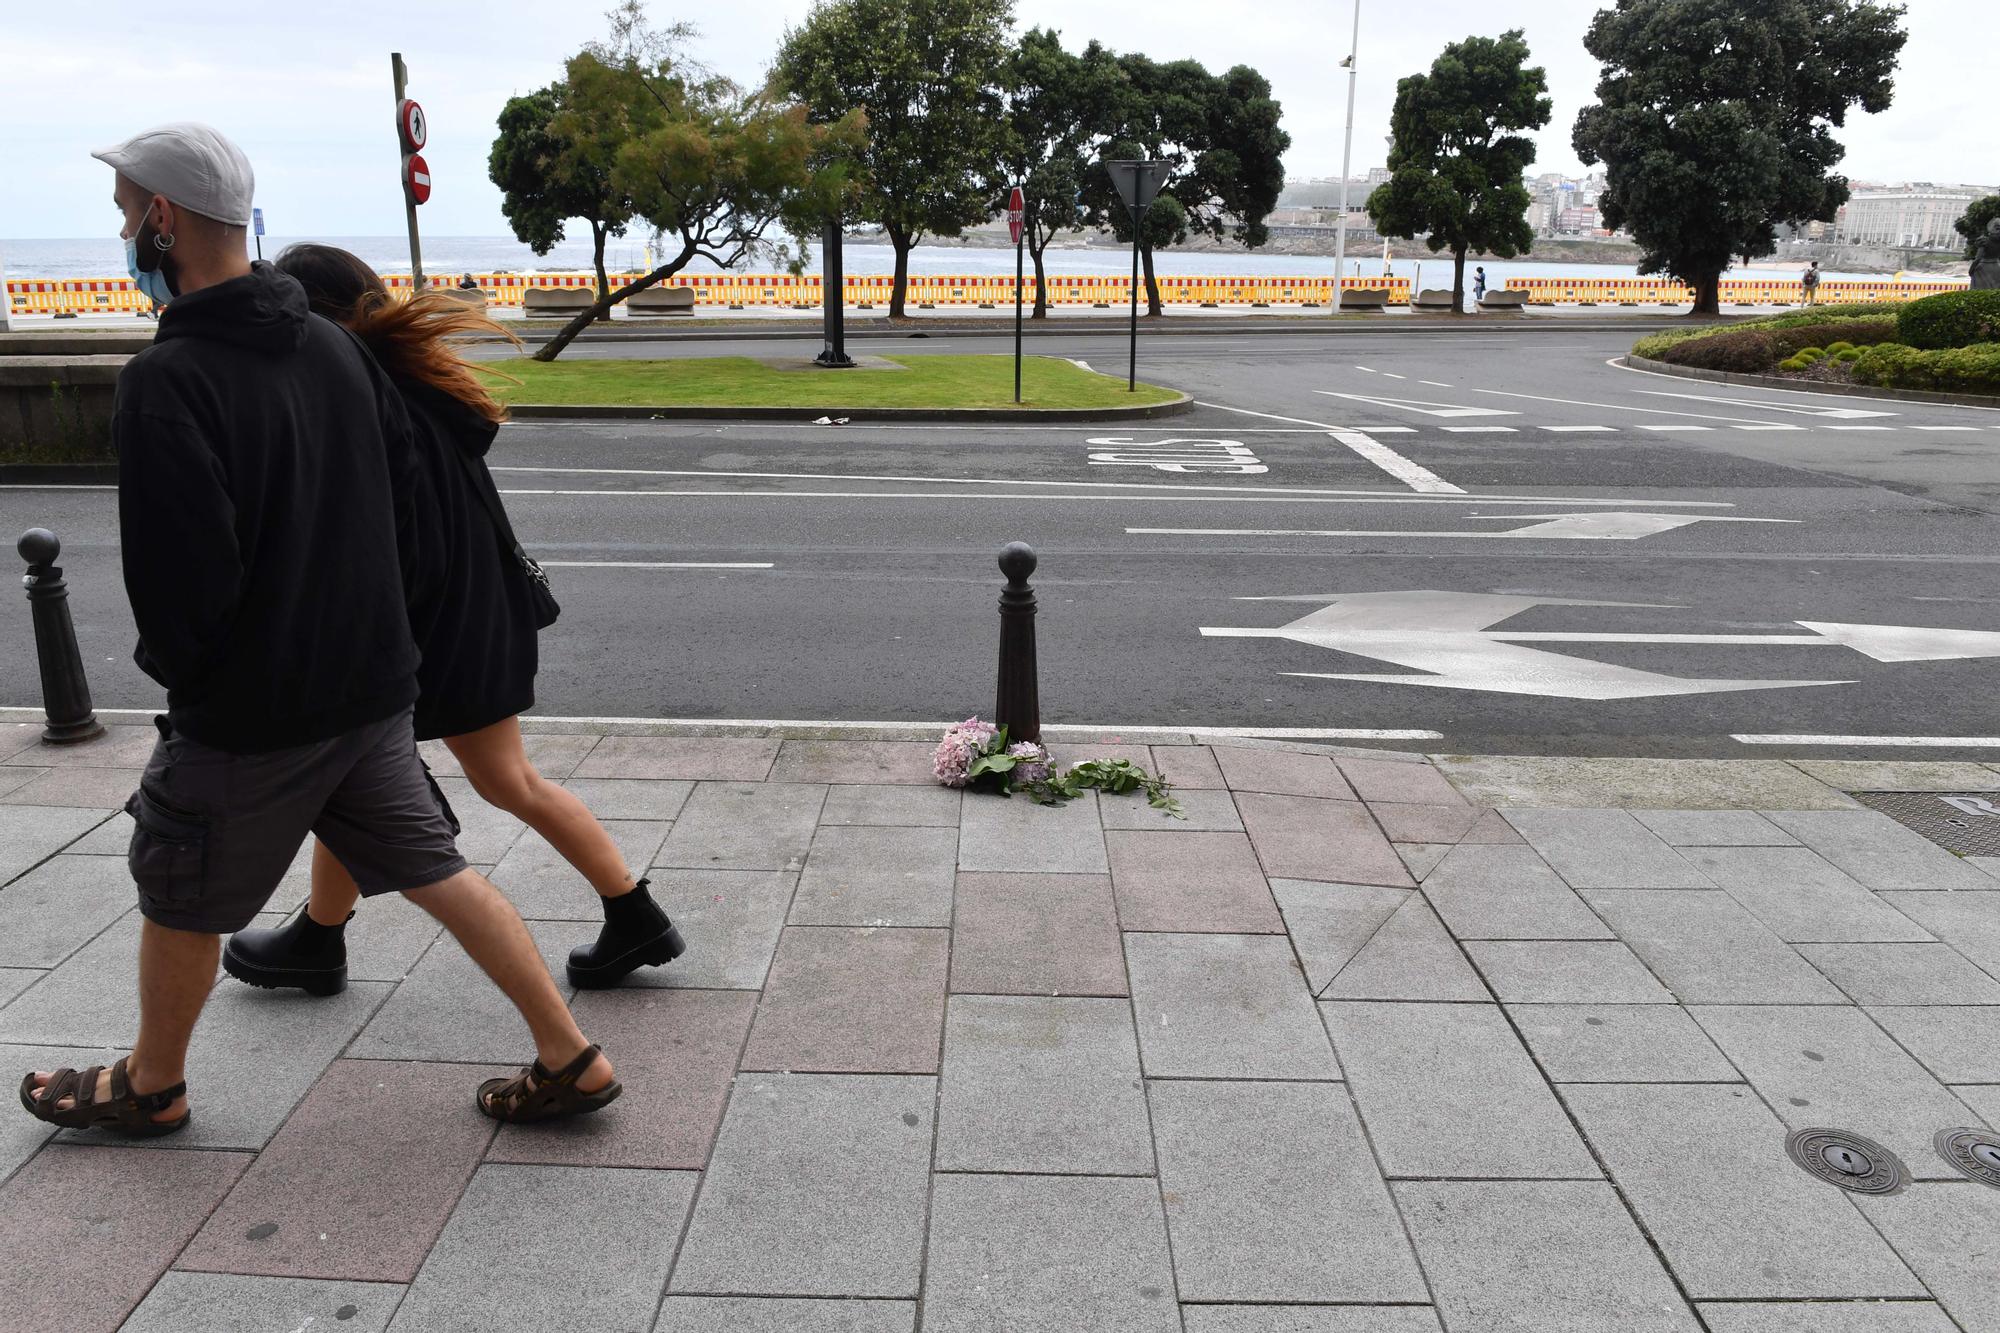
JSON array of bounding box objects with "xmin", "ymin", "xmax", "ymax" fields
[
  {"xmin": 404, "ymin": 153, "xmax": 432, "ymax": 205},
  {"xmin": 1007, "ymin": 186, "xmax": 1025, "ymax": 245}
]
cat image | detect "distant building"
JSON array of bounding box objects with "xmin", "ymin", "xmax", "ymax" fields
[
  {"xmin": 1836, "ymin": 185, "xmax": 1992, "ymax": 250},
  {"xmin": 1557, "ymin": 204, "xmax": 1600, "ymax": 235}
]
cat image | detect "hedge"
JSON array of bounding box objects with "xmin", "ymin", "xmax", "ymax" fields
[
  {"xmin": 1657, "ymin": 329, "xmax": 1778, "ymax": 372},
  {"xmin": 1636, "ymin": 309, "xmax": 1902, "ymax": 367},
  {"xmin": 1768, "ymin": 319, "xmax": 1897, "ymax": 358},
  {"xmin": 1852, "ymin": 342, "xmax": 2000, "ymax": 394},
  {"xmin": 1895, "ymin": 290, "xmax": 2000, "ymax": 351}
]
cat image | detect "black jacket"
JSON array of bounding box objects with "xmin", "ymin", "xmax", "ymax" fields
[{"xmin": 113, "ymin": 264, "xmax": 429, "ymax": 752}]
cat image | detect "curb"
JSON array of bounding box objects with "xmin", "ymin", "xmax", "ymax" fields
[
  {"xmin": 1621, "ymin": 355, "xmax": 2000, "ymax": 410},
  {"xmin": 504, "ymin": 392, "xmax": 1192, "ymax": 423}
]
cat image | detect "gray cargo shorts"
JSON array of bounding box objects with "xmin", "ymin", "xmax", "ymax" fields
[{"xmin": 126, "ymin": 707, "xmax": 469, "ymax": 934}]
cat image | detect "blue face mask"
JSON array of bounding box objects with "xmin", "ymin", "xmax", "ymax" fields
[{"xmin": 124, "ymin": 205, "xmax": 176, "ymax": 305}]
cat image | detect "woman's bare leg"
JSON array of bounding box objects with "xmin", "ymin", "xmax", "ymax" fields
[{"xmin": 446, "ymin": 717, "xmax": 633, "ymax": 898}]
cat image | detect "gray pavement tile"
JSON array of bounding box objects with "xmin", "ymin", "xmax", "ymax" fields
[
  {"xmin": 1563, "ymin": 1083, "xmax": 1923, "ymax": 1298},
  {"xmin": 1052, "ymin": 741, "xmax": 1155, "ymax": 770},
  {"xmin": 1366, "ymin": 802, "xmax": 1484, "ymax": 845},
  {"xmin": 1322, "ymin": 1001, "xmax": 1598, "ymax": 1179},
  {"xmin": 1867, "ymin": 1006, "xmax": 2000, "ymax": 1083},
  {"xmin": 936, "ymin": 995, "xmax": 1151, "ymax": 1174},
  {"xmin": 0, "ymin": 912, "xmax": 151, "ymax": 1045},
  {"xmin": 958, "ymin": 789, "xmax": 1106, "ymax": 873},
  {"xmin": 1460, "ymin": 809, "xmax": 1527, "ymax": 844},
  {"xmin": 1509, "ymin": 1005, "xmax": 1739, "ymax": 1083},
  {"xmin": 0, "ymin": 966, "xmax": 40, "ymax": 1007},
  {"xmin": 178, "ymin": 1059, "xmax": 503, "ymax": 1282},
  {"xmin": 1421, "ymin": 845, "xmax": 1614, "ymax": 941},
  {"xmin": 0, "ymin": 765, "xmax": 141, "ymax": 808},
  {"xmin": 1466, "ymin": 940, "xmax": 1675, "ymax": 1004},
  {"xmin": 1097, "ymin": 787, "xmax": 1243, "ymax": 832},
  {"xmin": 1582, "ymin": 891, "xmax": 1848, "ymax": 1004},
  {"xmin": 635, "ymin": 868, "xmax": 795, "ymax": 989},
  {"xmin": 0, "ymin": 1144, "xmax": 247, "ymax": 1333},
  {"xmin": 1792, "ymin": 760, "xmax": 2000, "ymax": 792},
  {"xmin": 741, "ymin": 927, "xmax": 947, "ymax": 1073},
  {"xmin": 432, "ymin": 776, "xmax": 525, "ymax": 865},
  {"xmin": 1318, "ymin": 895, "xmax": 1491, "ymax": 1002},
  {"xmin": 1689, "ymin": 1005, "xmax": 1984, "ymax": 1178},
  {"xmin": 818, "ymin": 783, "xmax": 962, "ymax": 827},
  {"xmin": 348, "ymin": 920, "xmax": 593, "ymax": 1063},
  {"xmin": 1179, "ymin": 1312, "xmax": 1442, "ymax": 1333},
  {"xmin": 1106, "ymin": 831, "xmax": 1280, "ymax": 933},
  {"xmin": 0, "ymin": 804, "xmax": 117, "ymax": 888},
  {"xmin": 389, "ymin": 1164, "xmax": 692, "ymax": 1332},
  {"xmin": 1762, "ymin": 809, "xmax": 1996, "ymax": 894},
  {"xmin": 574, "ymin": 735, "xmax": 780, "ymax": 780},
  {"xmin": 1975, "ymin": 857, "xmax": 2000, "ymax": 880},
  {"xmin": 657, "ymin": 782, "xmax": 827, "ymax": 871},
  {"xmin": 653, "ymin": 1298, "xmax": 915, "ymax": 1333},
  {"xmin": 950, "ymin": 872, "xmax": 1125, "ymax": 997},
  {"xmin": 419, "ymin": 731, "xmax": 599, "ymax": 781},
  {"xmin": 1152, "ymin": 744, "xmax": 1227, "ymax": 790},
  {"xmin": 119, "ymin": 1273, "xmax": 406, "ymax": 1333},
  {"xmin": 673, "ymin": 1073, "xmax": 933, "ymax": 1298},
  {"xmin": 0, "ymin": 1041, "xmax": 117, "ymax": 1185},
  {"xmin": 1396, "ymin": 1180, "xmax": 1700, "ymax": 1333},
  {"xmin": 1956, "ymin": 1083, "xmax": 2000, "ymax": 1126},
  {"xmin": 1686, "ymin": 847, "xmax": 1936, "ymax": 943},
  {"xmin": 0, "ymin": 852, "xmax": 135, "ymax": 967},
  {"xmin": 1268, "ymin": 879, "xmax": 1407, "ymax": 992},
  {"xmin": 1236, "ymin": 793, "xmax": 1412, "ymax": 888},
  {"xmin": 0, "ymin": 722, "xmax": 41, "ymax": 763},
  {"xmin": 560, "ymin": 776, "xmax": 695, "ymax": 820},
  {"xmin": 1798, "ymin": 943, "xmax": 2000, "ymax": 1005},
  {"xmin": 1695, "ymin": 1302, "xmax": 1961, "ymax": 1333},
  {"xmin": 1857, "ymin": 1183, "xmax": 2000, "ymax": 1333},
  {"xmin": 491, "ymin": 819, "xmax": 669, "ymax": 920},
  {"xmin": 790, "ymin": 825, "xmax": 958, "ymax": 927},
  {"xmin": 1337, "ymin": 757, "xmax": 1466, "ymax": 806},
  {"xmin": 1214, "ymin": 746, "xmax": 1352, "ymax": 798},
  {"xmin": 0, "ymin": 764, "xmax": 44, "ymax": 799},
  {"xmin": 1396, "ymin": 843, "xmax": 1451, "ymax": 879},
  {"xmin": 1633, "ymin": 809, "xmax": 1798, "ymax": 847},
  {"xmin": 771, "ymin": 740, "xmax": 937, "ymax": 784},
  {"xmin": 1880, "ymin": 893, "xmax": 2000, "ymax": 981},
  {"xmin": 1126, "ymin": 933, "xmax": 1336, "ymax": 1079},
  {"xmin": 250, "ymin": 890, "xmax": 445, "ymax": 983},
  {"xmin": 920, "ymin": 1173, "xmax": 1179, "ymax": 1333},
  {"xmin": 489, "ymin": 988, "xmax": 756, "ymax": 1169},
  {"xmin": 1150, "ymin": 1080, "xmax": 1424, "ymax": 1302},
  {"xmin": 4, "ymin": 725, "xmax": 160, "ymax": 768},
  {"xmin": 62, "ymin": 809, "xmax": 132, "ymax": 855},
  {"xmin": 1502, "ymin": 808, "xmax": 1712, "ymax": 889},
  {"xmin": 1437, "ymin": 756, "xmax": 1857, "ymax": 811}
]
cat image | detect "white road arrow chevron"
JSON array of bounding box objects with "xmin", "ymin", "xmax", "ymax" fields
[{"xmin": 1130, "ymin": 513, "xmax": 1795, "ymax": 541}]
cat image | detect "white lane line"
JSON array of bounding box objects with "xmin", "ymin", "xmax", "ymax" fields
[
  {"xmin": 1633, "ymin": 389, "xmax": 1894, "ymax": 420},
  {"xmin": 1733, "ymin": 424, "xmax": 1805, "ymax": 432},
  {"xmin": 1366, "ymin": 426, "xmax": 1417, "ymax": 434},
  {"xmin": 540, "ymin": 561, "xmax": 774, "ymax": 569},
  {"xmin": 1419, "ymin": 380, "xmax": 1453, "ymax": 388},
  {"xmin": 1354, "ymin": 366, "xmax": 1376, "ymax": 373},
  {"xmin": 1193, "ymin": 401, "xmax": 1465, "ymax": 495},
  {"xmin": 1313, "ymin": 391, "xmax": 1518, "ymax": 418},
  {"xmin": 1543, "ymin": 426, "xmax": 1616, "ymax": 433},
  {"xmin": 1733, "ymin": 734, "xmax": 2000, "ymax": 748},
  {"xmin": 1913, "ymin": 426, "xmax": 1981, "ymax": 432},
  {"xmin": 1381, "ymin": 372, "xmax": 1408, "ymax": 380},
  {"xmin": 1824, "ymin": 425, "xmax": 1894, "ymax": 432},
  {"xmin": 1128, "ymin": 514, "xmax": 1793, "ymax": 541},
  {"xmin": 505, "ymin": 488, "xmax": 1668, "ymax": 507},
  {"xmin": 1642, "ymin": 425, "xmax": 1714, "ymax": 432},
  {"xmin": 1439, "ymin": 426, "xmax": 1516, "ymax": 434},
  {"xmin": 1462, "ymin": 385, "xmax": 1836, "ymax": 427}
]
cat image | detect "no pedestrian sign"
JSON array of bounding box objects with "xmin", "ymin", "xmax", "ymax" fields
[
  {"xmin": 1007, "ymin": 187, "xmax": 1025, "ymax": 246},
  {"xmin": 404, "ymin": 153, "xmax": 432, "ymax": 206}
]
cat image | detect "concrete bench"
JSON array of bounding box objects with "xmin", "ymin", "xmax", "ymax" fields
[
  {"xmin": 627, "ymin": 286, "xmax": 697, "ymax": 316},
  {"xmin": 1478, "ymin": 290, "xmax": 1528, "ymax": 311},
  {"xmin": 1412, "ymin": 288, "xmax": 1460, "ymax": 312},
  {"xmin": 1335, "ymin": 288, "xmax": 1390, "ymax": 311},
  {"xmin": 439, "ymin": 287, "xmax": 487, "ymax": 309},
  {"xmin": 522, "ymin": 287, "xmax": 597, "ymax": 317}
]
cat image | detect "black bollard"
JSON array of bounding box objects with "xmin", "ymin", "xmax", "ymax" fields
[
  {"xmin": 994, "ymin": 542, "xmax": 1040, "ymax": 745},
  {"xmin": 18, "ymin": 528, "xmax": 104, "ymax": 744}
]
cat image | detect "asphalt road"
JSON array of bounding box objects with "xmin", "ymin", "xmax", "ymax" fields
[{"xmin": 9, "ymin": 324, "xmax": 2000, "ymax": 758}]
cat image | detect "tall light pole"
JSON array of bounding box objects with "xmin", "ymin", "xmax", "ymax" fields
[{"xmin": 1331, "ymin": 0, "xmax": 1362, "ymax": 308}]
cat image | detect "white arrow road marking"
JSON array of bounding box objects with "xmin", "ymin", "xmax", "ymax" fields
[
  {"xmin": 1312, "ymin": 390, "xmax": 1518, "ymax": 418},
  {"xmin": 1459, "ymin": 386, "xmax": 1834, "ymax": 427},
  {"xmin": 1633, "ymin": 390, "xmax": 1895, "ymax": 420},
  {"xmin": 1130, "ymin": 513, "xmax": 1795, "ymax": 541},
  {"xmin": 1733, "ymin": 734, "xmax": 2000, "ymax": 748},
  {"xmin": 1796, "ymin": 621, "xmax": 2000, "ymax": 662},
  {"xmin": 1194, "ymin": 402, "xmax": 1466, "ymax": 494}
]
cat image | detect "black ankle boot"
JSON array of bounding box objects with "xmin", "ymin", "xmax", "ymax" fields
[
  {"xmin": 223, "ymin": 909, "xmax": 350, "ymax": 997},
  {"xmin": 567, "ymin": 878, "xmax": 686, "ymax": 989}
]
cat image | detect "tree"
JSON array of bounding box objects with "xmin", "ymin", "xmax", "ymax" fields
[
  {"xmin": 488, "ymin": 84, "xmax": 632, "ymax": 318},
  {"xmin": 1366, "ymin": 31, "xmax": 1549, "ymax": 316},
  {"xmin": 994, "ymin": 30, "xmax": 1120, "ymax": 318},
  {"xmin": 1956, "ymin": 195, "xmax": 2000, "ymax": 260},
  {"xmin": 526, "ymin": 17, "xmax": 864, "ymax": 360},
  {"xmin": 1574, "ymin": 0, "xmax": 1908, "ymax": 316},
  {"xmin": 1080, "ymin": 55, "xmax": 1289, "ymax": 316},
  {"xmin": 775, "ymin": 0, "xmax": 1014, "ymax": 319}
]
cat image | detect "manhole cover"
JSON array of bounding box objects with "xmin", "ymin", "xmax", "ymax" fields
[
  {"xmin": 1935, "ymin": 1127, "xmax": 2000, "ymax": 1189},
  {"xmin": 1785, "ymin": 1128, "xmax": 1908, "ymax": 1195},
  {"xmin": 1850, "ymin": 792, "xmax": 2000, "ymax": 857}
]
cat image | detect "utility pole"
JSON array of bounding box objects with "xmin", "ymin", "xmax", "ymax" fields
[
  {"xmin": 391, "ymin": 53, "xmax": 425, "ymax": 289},
  {"xmin": 1331, "ymin": 0, "xmax": 1361, "ymax": 308}
]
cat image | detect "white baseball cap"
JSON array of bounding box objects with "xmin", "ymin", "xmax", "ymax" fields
[{"xmin": 92, "ymin": 122, "xmax": 255, "ymax": 226}]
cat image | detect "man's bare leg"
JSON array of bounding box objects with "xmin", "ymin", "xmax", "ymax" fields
[{"xmin": 402, "ymin": 867, "xmax": 612, "ymax": 1090}]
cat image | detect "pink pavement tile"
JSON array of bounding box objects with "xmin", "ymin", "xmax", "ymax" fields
[
  {"xmin": 0, "ymin": 1144, "xmax": 248, "ymax": 1333},
  {"xmin": 1151, "ymin": 746, "xmax": 1227, "ymax": 791},
  {"xmin": 177, "ymin": 1060, "xmax": 504, "ymax": 1283},
  {"xmin": 741, "ymin": 927, "xmax": 949, "ymax": 1073},
  {"xmin": 1368, "ymin": 802, "xmax": 1487, "ymax": 845},
  {"xmin": 1106, "ymin": 831, "xmax": 1283, "ymax": 933},
  {"xmin": 770, "ymin": 741, "xmax": 940, "ymax": 785},
  {"xmin": 489, "ymin": 988, "xmax": 756, "ymax": 1169},
  {"xmin": 573, "ymin": 736, "xmax": 781, "ymax": 781},
  {"xmin": 950, "ymin": 872, "xmax": 1128, "ymax": 997},
  {"xmin": 1236, "ymin": 793, "xmax": 1414, "ymax": 889},
  {"xmin": 1336, "ymin": 758, "xmax": 1468, "ymax": 807},
  {"xmin": 1213, "ymin": 747, "xmax": 1355, "ymax": 799}
]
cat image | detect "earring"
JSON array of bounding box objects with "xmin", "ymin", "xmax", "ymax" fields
[{"xmin": 153, "ymin": 232, "xmax": 176, "ymax": 252}]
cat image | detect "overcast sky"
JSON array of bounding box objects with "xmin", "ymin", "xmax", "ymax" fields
[{"xmin": 2, "ymin": 0, "xmax": 1985, "ymax": 239}]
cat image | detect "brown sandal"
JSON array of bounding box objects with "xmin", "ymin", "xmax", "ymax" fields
[
  {"xmin": 18, "ymin": 1056, "xmax": 189, "ymax": 1138},
  {"xmin": 477, "ymin": 1044, "xmax": 620, "ymax": 1123}
]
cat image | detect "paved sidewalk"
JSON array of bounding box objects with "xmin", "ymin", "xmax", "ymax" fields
[{"xmin": 1, "ymin": 721, "xmax": 1997, "ymax": 1332}]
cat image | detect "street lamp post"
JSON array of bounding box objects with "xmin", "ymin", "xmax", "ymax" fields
[
  {"xmin": 1331, "ymin": 0, "xmax": 1361, "ymax": 309},
  {"xmin": 1102, "ymin": 159, "xmax": 1171, "ymax": 391}
]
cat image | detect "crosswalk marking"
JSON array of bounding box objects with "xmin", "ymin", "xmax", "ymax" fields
[
  {"xmin": 1642, "ymin": 425, "xmax": 1713, "ymax": 432},
  {"xmin": 1439, "ymin": 426, "xmax": 1516, "ymax": 433},
  {"xmin": 1824, "ymin": 425, "xmax": 1894, "ymax": 431},
  {"xmin": 1543, "ymin": 425, "xmax": 1615, "ymax": 433}
]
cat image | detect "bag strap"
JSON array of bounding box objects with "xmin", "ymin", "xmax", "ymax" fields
[{"xmin": 447, "ymin": 439, "xmax": 534, "ymax": 566}]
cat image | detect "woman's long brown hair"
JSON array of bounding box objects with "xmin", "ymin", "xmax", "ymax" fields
[{"xmin": 274, "ymin": 243, "xmax": 520, "ymax": 425}]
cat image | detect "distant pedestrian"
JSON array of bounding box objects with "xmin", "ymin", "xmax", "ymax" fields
[
  {"xmin": 221, "ymin": 244, "xmax": 686, "ymax": 998},
  {"xmin": 1472, "ymin": 266, "xmax": 1488, "ymax": 306},
  {"xmin": 1802, "ymin": 261, "xmax": 1821, "ymax": 305},
  {"xmin": 22, "ymin": 123, "xmax": 622, "ymax": 1137},
  {"xmin": 458, "ymin": 271, "xmax": 479, "ymax": 290}
]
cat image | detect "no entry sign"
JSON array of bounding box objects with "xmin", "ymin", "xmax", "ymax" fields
[
  {"xmin": 398, "ymin": 98, "xmax": 427, "ymax": 152},
  {"xmin": 1007, "ymin": 186, "xmax": 1025, "ymax": 246},
  {"xmin": 404, "ymin": 153, "xmax": 432, "ymax": 205}
]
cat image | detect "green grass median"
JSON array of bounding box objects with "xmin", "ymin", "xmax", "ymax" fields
[{"xmin": 487, "ymin": 353, "xmax": 1179, "ymax": 410}]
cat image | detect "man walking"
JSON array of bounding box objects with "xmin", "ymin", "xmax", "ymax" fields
[
  {"xmin": 20, "ymin": 123, "xmax": 617, "ymax": 1134},
  {"xmin": 1802, "ymin": 260, "xmax": 1821, "ymax": 306}
]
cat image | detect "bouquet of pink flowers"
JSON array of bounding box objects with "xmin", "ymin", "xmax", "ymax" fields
[{"xmin": 933, "ymin": 717, "xmax": 1182, "ymax": 817}]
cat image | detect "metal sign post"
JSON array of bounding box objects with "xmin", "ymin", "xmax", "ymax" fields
[
  {"xmin": 1008, "ymin": 185, "xmax": 1026, "ymax": 403},
  {"xmin": 391, "ymin": 53, "xmax": 426, "ymax": 288},
  {"xmin": 252, "ymin": 207, "xmax": 265, "ymax": 262},
  {"xmin": 1102, "ymin": 160, "xmax": 1171, "ymax": 391}
]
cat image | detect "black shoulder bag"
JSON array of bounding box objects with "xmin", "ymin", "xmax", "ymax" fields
[{"xmin": 450, "ymin": 446, "xmax": 561, "ymax": 629}]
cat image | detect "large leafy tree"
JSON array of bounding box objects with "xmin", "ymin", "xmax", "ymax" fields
[
  {"xmin": 1574, "ymin": 0, "xmax": 1908, "ymax": 316},
  {"xmin": 1080, "ymin": 55, "xmax": 1290, "ymax": 316},
  {"xmin": 1956, "ymin": 195, "xmax": 2000, "ymax": 261},
  {"xmin": 1366, "ymin": 30, "xmax": 1550, "ymax": 316},
  {"xmin": 489, "ymin": 84, "xmax": 632, "ymax": 317},
  {"xmin": 994, "ymin": 30, "xmax": 1121, "ymax": 318},
  {"xmin": 775, "ymin": 0, "xmax": 1014, "ymax": 318}
]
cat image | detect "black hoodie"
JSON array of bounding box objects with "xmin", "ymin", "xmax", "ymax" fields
[{"xmin": 113, "ymin": 263, "xmax": 431, "ymax": 753}]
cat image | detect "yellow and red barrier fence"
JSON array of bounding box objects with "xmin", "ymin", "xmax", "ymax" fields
[{"xmin": 1504, "ymin": 276, "xmax": 1970, "ymax": 307}]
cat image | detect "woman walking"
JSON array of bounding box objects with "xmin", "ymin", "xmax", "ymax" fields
[{"xmin": 223, "ymin": 245, "xmax": 684, "ymax": 994}]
